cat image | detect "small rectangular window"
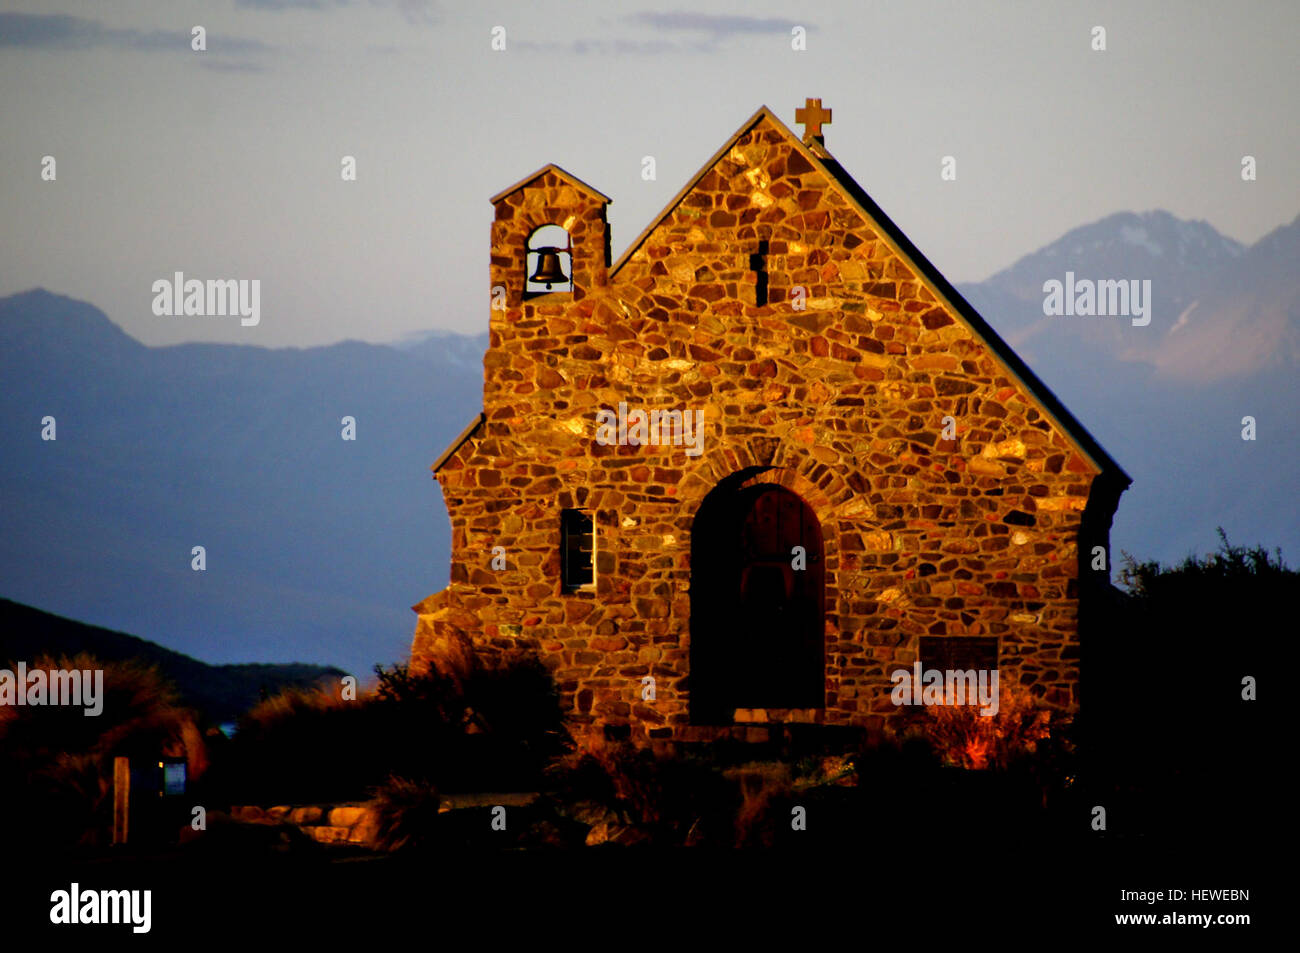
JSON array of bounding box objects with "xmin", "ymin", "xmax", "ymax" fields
[
  {"xmin": 561, "ymin": 509, "xmax": 594, "ymax": 591},
  {"xmin": 919, "ymin": 636, "xmax": 998, "ymax": 672}
]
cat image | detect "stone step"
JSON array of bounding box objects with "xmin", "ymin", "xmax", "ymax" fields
[
  {"xmin": 438, "ymin": 792, "xmax": 538, "ymax": 812},
  {"xmin": 303, "ymin": 825, "xmax": 352, "ymax": 845}
]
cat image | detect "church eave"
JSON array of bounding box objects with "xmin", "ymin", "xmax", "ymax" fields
[{"xmin": 431, "ymin": 412, "xmax": 485, "ymax": 473}]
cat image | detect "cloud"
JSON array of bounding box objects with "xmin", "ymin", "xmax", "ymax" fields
[
  {"xmin": 199, "ymin": 59, "xmax": 271, "ymax": 74},
  {"xmin": 0, "ymin": 13, "xmax": 172, "ymax": 50},
  {"xmin": 235, "ymin": 0, "xmax": 440, "ymax": 24},
  {"xmin": 627, "ymin": 12, "xmax": 804, "ymax": 39},
  {"xmin": 392, "ymin": 0, "xmax": 440, "ymax": 26},
  {"xmin": 510, "ymin": 10, "xmax": 804, "ymax": 57},
  {"xmin": 516, "ymin": 37, "xmax": 682, "ymax": 56},
  {"xmin": 234, "ymin": 0, "xmax": 349, "ymax": 9},
  {"xmin": 0, "ymin": 13, "xmax": 272, "ymax": 54}
]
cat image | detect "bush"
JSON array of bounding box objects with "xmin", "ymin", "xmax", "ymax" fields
[
  {"xmin": 369, "ymin": 776, "xmax": 442, "ymax": 853},
  {"xmin": 0, "ymin": 652, "xmax": 204, "ymax": 850},
  {"xmin": 216, "ymin": 679, "xmax": 369, "ymax": 804},
  {"xmin": 214, "ymin": 652, "xmax": 568, "ymax": 805},
  {"xmin": 547, "ymin": 732, "xmax": 738, "ymax": 846},
  {"xmin": 726, "ymin": 762, "xmax": 794, "ymax": 847},
  {"xmin": 918, "ymin": 678, "xmax": 1056, "ymax": 771},
  {"xmin": 1090, "ymin": 529, "xmax": 1288, "ymax": 840}
]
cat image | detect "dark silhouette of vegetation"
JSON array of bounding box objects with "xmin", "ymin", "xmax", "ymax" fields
[
  {"xmin": 211, "ymin": 653, "xmax": 568, "ymax": 805},
  {"xmin": 545, "ymin": 733, "xmax": 740, "ymax": 846},
  {"xmin": 1083, "ymin": 529, "xmax": 1285, "ymax": 841},
  {"xmin": 369, "ymin": 776, "xmax": 443, "ymax": 853},
  {"xmin": 0, "ymin": 652, "xmax": 204, "ymax": 851}
]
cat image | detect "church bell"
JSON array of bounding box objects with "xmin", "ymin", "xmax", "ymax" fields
[{"xmin": 528, "ymin": 247, "xmax": 569, "ymax": 289}]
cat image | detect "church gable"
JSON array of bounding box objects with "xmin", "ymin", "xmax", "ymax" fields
[
  {"xmin": 609, "ymin": 106, "xmax": 1123, "ymax": 486},
  {"xmin": 415, "ymin": 102, "xmax": 1129, "ymax": 742}
]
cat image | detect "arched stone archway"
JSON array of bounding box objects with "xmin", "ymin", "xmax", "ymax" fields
[{"xmin": 689, "ymin": 469, "xmax": 825, "ymax": 723}]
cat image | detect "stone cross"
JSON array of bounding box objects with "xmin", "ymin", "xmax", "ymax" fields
[{"xmin": 795, "ymin": 98, "xmax": 832, "ymax": 143}]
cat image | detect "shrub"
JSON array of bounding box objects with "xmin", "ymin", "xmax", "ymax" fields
[
  {"xmin": 216, "ymin": 652, "xmax": 568, "ymax": 804},
  {"xmin": 0, "ymin": 652, "xmax": 204, "ymax": 849},
  {"xmin": 726, "ymin": 761, "xmax": 794, "ymax": 847},
  {"xmin": 1094, "ymin": 529, "xmax": 1288, "ymax": 840},
  {"xmin": 369, "ymin": 776, "xmax": 442, "ymax": 853},
  {"xmin": 918, "ymin": 678, "xmax": 1055, "ymax": 771},
  {"xmin": 547, "ymin": 732, "xmax": 738, "ymax": 845}
]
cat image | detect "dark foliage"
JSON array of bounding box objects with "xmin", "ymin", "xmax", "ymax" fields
[
  {"xmin": 0, "ymin": 653, "xmax": 202, "ymax": 850},
  {"xmin": 1083, "ymin": 529, "xmax": 1286, "ymax": 841},
  {"xmin": 211, "ymin": 653, "xmax": 568, "ymax": 805}
]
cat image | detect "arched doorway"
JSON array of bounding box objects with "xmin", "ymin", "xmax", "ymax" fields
[{"xmin": 689, "ymin": 472, "xmax": 825, "ymax": 722}]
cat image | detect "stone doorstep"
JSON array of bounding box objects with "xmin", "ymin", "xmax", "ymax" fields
[
  {"xmin": 437, "ymin": 792, "xmax": 539, "ymax": 813},
  {"xmin": 733, "ymin": 708, "xmax": 821, "ymax": 724}
]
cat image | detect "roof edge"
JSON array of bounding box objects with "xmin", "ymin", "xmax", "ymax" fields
[
  {"xmin": 489, "ymin": 162, "xmax": 611, "ymax": 205},
  {"xmin": 432, "ymin": 412, "xmax": 486, "ymax": 473},
  {"xmin": 815, "ymin": 155, "xmax": 1132, "ymax": 486},
  {"xmin": 610, "ymin": 105, "xmax": 777, "ymax": 276}
]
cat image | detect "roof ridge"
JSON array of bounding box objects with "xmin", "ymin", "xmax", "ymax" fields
[{"xmin": 489, "ymin": 162, "xmax": 611, "ymax": 205}]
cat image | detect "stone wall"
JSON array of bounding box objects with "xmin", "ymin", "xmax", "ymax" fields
[
  {"xmin": 231, "ymin": 804, "xmax": 380, "ymax": 847},
  {"xmin": 413, "ymin": 111, "xmax": 1119, "ymax": 742}
]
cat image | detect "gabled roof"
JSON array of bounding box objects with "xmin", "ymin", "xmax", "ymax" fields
[
  {"xmin": 489, "ymin": 162, "xmax": 612, "ymax": 205},
  {"xmin": 611, "ymin": 105, "xmax": 1131, "ymax": 487}
]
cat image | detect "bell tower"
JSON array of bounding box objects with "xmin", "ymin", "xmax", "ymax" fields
[
  {"xmin": 487, "ymin": 163, "xmax": 611, "ymax": 313},
  {"xmin": 483, "ymin": 164, "xmax": 611, "ymax": 417}
]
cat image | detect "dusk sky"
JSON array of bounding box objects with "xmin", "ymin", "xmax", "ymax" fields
[{"xmin": 2, "ymin": 0, "xmax": 1296, "ymax": 348}]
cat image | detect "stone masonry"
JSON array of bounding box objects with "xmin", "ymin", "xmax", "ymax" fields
[{"xmin": 411, "ymin": 103, "xmax": 1130, "ymax": 743}]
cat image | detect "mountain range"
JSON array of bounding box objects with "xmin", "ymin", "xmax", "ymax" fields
[
  {"xmin": 0, "ymin": 209, "xmax": 1295, "ymax": 674},
  {"xmin": 957, "ymin": 210, "xmax": 1298, "ymax": 570},
  {"xmin": 0, "ymin": 289, "xmax": 485, "ymax": 677}
]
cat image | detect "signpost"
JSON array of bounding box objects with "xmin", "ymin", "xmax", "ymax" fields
[{"xmin": 112, "ymin": 756, "xmax": 129, "ymax": 845}]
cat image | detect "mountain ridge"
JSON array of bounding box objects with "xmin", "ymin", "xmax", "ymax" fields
[{"xmin": 0, "ymin": 597, "xmax": 347, "ymax": 723}]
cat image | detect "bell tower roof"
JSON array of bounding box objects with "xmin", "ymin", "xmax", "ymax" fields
[{"xmin": 489, "ymin": 163, "xmax": 611, "ymax": 205}]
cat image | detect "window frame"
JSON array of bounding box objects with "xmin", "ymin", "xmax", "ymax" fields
[{"xmin": 560, "ymin": 507, "xmax": 596, "ymax": 593}]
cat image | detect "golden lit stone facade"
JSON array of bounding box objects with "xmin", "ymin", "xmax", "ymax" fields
[{"xmin": 412, "ymin": 105, "xmax": 1129, "ymax": 742}]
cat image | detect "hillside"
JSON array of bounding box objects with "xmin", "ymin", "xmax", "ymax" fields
[{"xmin": 0, "ymin": 598, "xmax": 346, "ymax": 724}]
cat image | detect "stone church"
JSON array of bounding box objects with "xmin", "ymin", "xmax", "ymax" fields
[{"xmin": 411, "ymin": 100, "xmax": 1130, "ymax": 742}]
